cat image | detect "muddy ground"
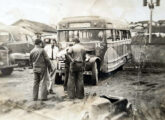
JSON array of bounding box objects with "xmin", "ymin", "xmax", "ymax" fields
[{"xmin": 0, "ymin": 68, "xmax": 165, "ymax": 120}]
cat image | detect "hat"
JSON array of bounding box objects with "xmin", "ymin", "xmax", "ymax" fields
[{"xmin": 34, "ymin": 39, "xmax": 42, "ymax": 45}]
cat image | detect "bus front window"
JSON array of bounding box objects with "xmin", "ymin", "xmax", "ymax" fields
[{"xmin": 59, "ymin": 30, "xmax": 104, "ymax": 42}]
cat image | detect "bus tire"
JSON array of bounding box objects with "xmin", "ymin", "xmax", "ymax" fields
[
  {"xmin": 55, "ymin": 73, "xmax": 62, "ymax": 84},
  {"xmin": 1, "ymin": 68, "xmax": 13, "ymax": 75},
  {"xmin": 118, "ymin": 65, "xmax": 123, "ymax": 71},
  {"xmin": 91, "ymin": 62, "xmax": 99, "ymax": 85}
]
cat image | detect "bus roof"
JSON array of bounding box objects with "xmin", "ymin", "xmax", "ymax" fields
[{"xmin": 58, "ymin": 16, "xmax": 130, "ymax": 30}]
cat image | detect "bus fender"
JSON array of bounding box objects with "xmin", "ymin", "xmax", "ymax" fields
[
  {"xmin": 88, "ymin": 56, "xmax": 100, "ymax": 63},
  {"xmin": 88, "ymin": 56, "xmax": 101, "ymax": 70}
]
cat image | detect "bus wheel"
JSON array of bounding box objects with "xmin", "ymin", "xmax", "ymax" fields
[
  {"xmin": 118, "ymin": 65, "xmax": 123, "ymax": 71},
  {"xmin": 91, "ymin": 62, "xmax": 99, "ymax": 85},
  {"xmin": 55, "ymin": 73, "xmax": 62, "ymax": 84},
  {"xmin": 1, "ymin": 68, "xmax": 13, "ymax": 75}
]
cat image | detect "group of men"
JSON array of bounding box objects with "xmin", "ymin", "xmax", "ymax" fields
[{"xmin": 30, "ymin": 38, "xmax": 86, "ymax": 101}]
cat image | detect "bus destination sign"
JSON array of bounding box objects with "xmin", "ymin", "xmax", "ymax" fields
[{"xmin": 69, "ymin": 23, "xmax": 91, "ymax": 28}]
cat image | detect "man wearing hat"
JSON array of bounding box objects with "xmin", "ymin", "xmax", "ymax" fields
[
  {"xmin": 67, "ymin": 38, "xmax": 86, "ymax": 99},
  {"xmin": 30, "ymin": 39, "xmax": 53, "ymax": 101}
]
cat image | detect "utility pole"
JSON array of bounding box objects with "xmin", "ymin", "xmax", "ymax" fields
[{"xmin": 143, "ymin": 0, "xmax": 160, "ymax": 43}]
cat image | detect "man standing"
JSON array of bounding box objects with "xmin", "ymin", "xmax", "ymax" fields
[
  {"xmin": 44, "ymin": 39, "xmax": 59, "ymax": 61},
  {"xmin": 44, "ymin": 39, "xmax": 59, "ymax": 94},
  {"xmin": 30, "ymin": 39, "xmax": 52, "ymax": 101},
  {"xmin": 63, "ymin": 49, "xmax": 71, "ymax": 91},
  {"xmin": 67, "ymin": 38, "xmax": 86, "ymax": 99}
]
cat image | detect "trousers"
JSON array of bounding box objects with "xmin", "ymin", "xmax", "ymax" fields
[
  {"xmin": 63, "ymin": 66, "xmax": 69, "ymax": 91},
  {"xmin": 47, "ymin": 60, "xmax": 57, "ymax": 91},
  {"xmin": 33, "ymin": 69, "xmax": 48, "ymax": 100},
  {"xmin": 67, "ymin": 62, "xmax": 84, "ymax": 99}
]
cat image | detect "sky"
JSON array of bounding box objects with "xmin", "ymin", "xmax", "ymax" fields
[{"xmin": 0, "ymin": 0, "xmax": 165, "ymax": 25}]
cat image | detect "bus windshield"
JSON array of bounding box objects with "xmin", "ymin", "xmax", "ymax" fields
[{"xmin": 58, "ymin": 30, "xmax": 104, "ymax": 42}]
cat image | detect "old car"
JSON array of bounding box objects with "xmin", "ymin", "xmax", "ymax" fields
[
  {"xmin": 0, "ymin": 25, "xmax": 34, "ymax": 75},
  {"xmin": 0, "ymin": 46, "xmax": 15, "ymax": 75}
]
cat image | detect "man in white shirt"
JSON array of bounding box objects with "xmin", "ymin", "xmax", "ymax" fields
[
  {"xmin": 44, "ymin": 39, "xmax": 59, "ymax": 60},
  {"xmin": 44, "ymin": 39, "xmax": 59, "ymax": 94}
]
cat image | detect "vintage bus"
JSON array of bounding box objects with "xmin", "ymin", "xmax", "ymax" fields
[{"xmin": 56, "ymin": 16, "xmax": 132, "ymax": 85}]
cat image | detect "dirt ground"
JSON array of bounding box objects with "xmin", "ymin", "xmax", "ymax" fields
[{"xmin": 0, "ymin": 68, "xmax": 165, "ymax": 120}]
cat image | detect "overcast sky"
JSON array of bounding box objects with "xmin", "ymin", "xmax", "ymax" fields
[{"xmin": 0, "ymin": 0, "xmax": 165, "ymax": 25}]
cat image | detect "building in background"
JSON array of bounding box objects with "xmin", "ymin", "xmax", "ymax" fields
[
  {"xmin": 130, "ymin": 20, "xmax": 165, "ymax": 44},
  {"xmin": 12, "ymin": 19, "xmax": 57, "ymax": 40}
]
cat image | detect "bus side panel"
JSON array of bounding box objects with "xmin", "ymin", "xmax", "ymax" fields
[
  {"xmin": 100, "ymin": 48, "xmax": 108, "ymax": 73},
  {"xmin": 101, "ymin": 40, "xmax": 131, "ymax": 73},
  {"xmin": 101, "ymin": 43, "xmax": 120, "ymax": 73}
]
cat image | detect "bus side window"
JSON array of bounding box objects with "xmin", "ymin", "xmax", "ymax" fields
[
  {"xmin": 116, "ymin": 30, "xmax": 120, "ymax": 41},
  {"xmin": 79, "ymin": 31, "xmax": 83, "ymax": 40},
  {"xmin": 121, "ymin": 31, "xmax": 123, "ymax": 40},
  {"xmin": 59, "ymin": 31, "xmax": 66, "ymax": 42},
  {"xmin": 129, "ymin": 31, "xmax": 131, "ymax": 38},
  {"xmin": 122, "ymin": 30, "xmax": 127, "ymax": 40},
  {"xmin": 65, "ymin": 31, "xmax": 68, "ymax": 42},
  {"xmin": 98, "ymin": 31, "xmax": 104, "ymax": 40},
  {"xmin": 119, "ymin": 30, "xmax": 122, "ymax": 40},
  {"xmin": 127, "ymin": 31, "xmax": 131, "ymax": 39},
  {"xmin": 106, "ymin": 30, "xmax": 113, "ymax": 41},
  {"xmin": 73, "ymin": 31, "xmax": 78, "ymax": 39},
  {"xmin": 69, "ymin": 31, "xmax": 73, "ymax": 42},
  {"xmin": 83, "ymin": 31, "xmax": 87, "ymax": 39},
  {"xmin": 77, "ymin": 31, "xmax": 79, "ymax": 38},
  {"xmin": 113, "ymin": 30, "xmax": 116, "ymax": 41},
  {"xmin": 8, "ymin": 33, "xmax": 12, "ymax": 42}
]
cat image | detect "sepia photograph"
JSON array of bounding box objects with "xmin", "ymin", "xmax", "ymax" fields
[{"xmin": 0, "ymin": 0, "xmax": 165, "ymax": 120}]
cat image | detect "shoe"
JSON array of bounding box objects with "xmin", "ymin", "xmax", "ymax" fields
[
  {"xmin": 33, "ymin": 99, "xmax": 38, "ymax": 101},
  {"xmin": 41, "ymin": 99, "xmax": 48, "ymax": 101},
  {"xmin": 48, "ymin": 89, "xmax": 55, "ymax": 94},
  {"xmin": 68, "ymin": 96, "xmax": 75, "ymax": 99},
  {"xmin": 65, "ymin": 97, "xmax": 74, "ymax": 101},
  {"xmin": 77, "ymin": 96, "xmax": 84, "ymax": 99}
]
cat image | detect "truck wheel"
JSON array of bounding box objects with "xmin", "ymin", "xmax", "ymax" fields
[
  {"xmin": 91, "ymin": 62, "xmax": 99, "ymax": 85},
  {"xmin": 55, "ymin": 73, "xmax": 62, "ymax": 84},
  {"xmin": 1, "ymin": 68, "xmax": 13, "ymax": 75}
]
